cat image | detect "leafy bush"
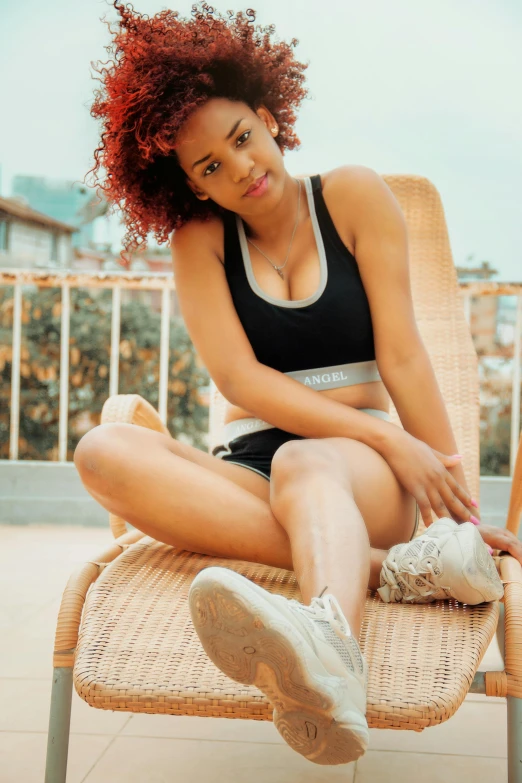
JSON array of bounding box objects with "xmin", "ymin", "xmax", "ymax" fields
[
  {"xmin": 0, "ymin": 285, "xmax": 210, "ymax": 460},
  {"xmin": 480, "ymin": 414, "xmax": 511, "ymax": 476}
]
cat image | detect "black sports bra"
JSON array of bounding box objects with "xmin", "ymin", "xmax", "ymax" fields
[{"xmin": 222, "ymin": 174, "xmax": 380, "ymax": 387}]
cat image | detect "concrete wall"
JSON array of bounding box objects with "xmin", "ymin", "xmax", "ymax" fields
[
  {"xmin": 1, "ymin": 461, "xmax": 107, "ymax": 526},
  {"xmin": 0, "ymin": 461, "xmax": 517, "ymax": 536}
]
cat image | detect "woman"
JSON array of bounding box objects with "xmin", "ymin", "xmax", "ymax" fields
[{"xmin": 77, "ymin": 1, "xmax": 520, "ymax": 766}]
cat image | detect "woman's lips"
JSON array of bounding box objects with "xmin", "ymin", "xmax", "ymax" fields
[{"xmin": 244, "ymin": 173, "xmax": 268, "ymax": 197}]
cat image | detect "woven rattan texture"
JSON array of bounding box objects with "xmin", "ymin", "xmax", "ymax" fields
[{"xmin": 74, "ymin": 537, "xmax": 498, "ymax": 727}]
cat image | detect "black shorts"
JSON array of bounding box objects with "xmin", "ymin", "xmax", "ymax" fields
[{"xmin": 212, "ymin": 426, "xmax": 305, "ymax": 481}]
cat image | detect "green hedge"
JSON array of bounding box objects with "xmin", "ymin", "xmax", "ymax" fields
[{"xmin": 0, "ymin": 285, "xmax": 210, "ymax": 460}]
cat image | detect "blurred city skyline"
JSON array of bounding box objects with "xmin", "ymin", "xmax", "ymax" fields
[{"xmin": 0, "ymin": 0, "xmax": 521, "ymax": 278}]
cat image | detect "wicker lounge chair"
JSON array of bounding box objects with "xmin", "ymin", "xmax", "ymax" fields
[{"xmin": 45, "ymin": 175, "xmax": 522, "ymax": 783}]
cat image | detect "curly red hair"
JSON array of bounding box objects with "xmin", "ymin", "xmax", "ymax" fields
[{"xmin": 87, "ymin": 1, "xmax": 309, "ymax": 262}]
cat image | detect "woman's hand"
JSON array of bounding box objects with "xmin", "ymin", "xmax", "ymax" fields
[
  {"xmin": 377, "ymin": 424, "xmax": 522, "ymax": 566},
  {"xmin": 381, "ymin": 429, "xmax": 476, "ymax": 528},
  {"xmin": 427, "ymin": 448, "xmax": 522, "ymax": 564},
  {"xmin": 475, "ymin": 523, "xmax": 522, "ymax": 566}
]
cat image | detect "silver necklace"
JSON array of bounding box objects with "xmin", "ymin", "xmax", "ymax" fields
[{"xmin": 246, "ymin": 178, "xmax": 301, "ymax": 281}]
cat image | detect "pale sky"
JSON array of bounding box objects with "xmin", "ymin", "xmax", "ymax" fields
[{"xmin": 0, "ymin": 0, "xmax": 521, "ymax": 279}]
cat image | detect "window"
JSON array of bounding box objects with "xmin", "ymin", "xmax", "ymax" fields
[
  {"xmin": 0, "ymin": 219, "xmax": 9, "ymax": 251},
  {"xmin": 50, "ymin": 232, "xmax": 58, "ymax": 262}
]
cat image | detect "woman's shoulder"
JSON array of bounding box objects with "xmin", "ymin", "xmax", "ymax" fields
[
  {"xmin": 319, "ymin": 164, "xmax": 383, "ymax": 194},
  {"xmin": 170, "ymin": 213, "xmax": 226, "ymax": 266},
  {"xmin": 317, "ymin": 165, "xmax": 386, "ymax": 254}
]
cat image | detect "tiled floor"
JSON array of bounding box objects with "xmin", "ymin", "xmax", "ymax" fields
[{"xmin": 0, "ymin": 524, "xmax": 508, "ymax": 782}]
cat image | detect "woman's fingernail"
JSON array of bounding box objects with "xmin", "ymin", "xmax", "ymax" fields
[
  {"xmin": 451, "ymin": 454, "xmax": 463, "ymax": 459},
  {"xmin": 470, "ymin": 515, "xmax": 480, "ymax": 525},
  {"xmin": 470, "ymin": 499, "xmax": 479, "ymax": 508},
  {"xmin": 487, "ymin": 546, "xmax": 494, "ymax": 555}
]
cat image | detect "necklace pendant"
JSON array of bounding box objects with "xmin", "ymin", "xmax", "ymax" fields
[{"xmin": 276, "ymin": 268, "xmax": 285, "ymax": 280}]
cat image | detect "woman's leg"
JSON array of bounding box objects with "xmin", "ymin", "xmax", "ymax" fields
[
  {"xmin": 74, "ymin": 422, "xmax": 292, "ymax": 569},
  {"xmin": 269, "ymin": 437, "xmax": 417, "ymax": 638},
  {"xmin": 74, "ymin": 424, "xmax": 414, "ymax": 604}
]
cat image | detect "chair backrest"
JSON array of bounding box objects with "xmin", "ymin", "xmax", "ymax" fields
[{"xmin": 208, "ymin": 174, "xmax": 480, "ymax": 504}]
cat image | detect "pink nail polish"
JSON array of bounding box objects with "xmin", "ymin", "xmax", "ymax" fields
[
  {"xmin": 470, "ymin": 499, "xmax": 479, "ymax": 508},
  {"xmin": 470, "ymin": 515, "xmax": 480, "ymax": 525},
  {"xmin": 487, "ymin": 546, "xmax": 494, "ymax": 555},
  {"xmin": 451, "ymin": 454, "xmax": 463, "ymax": 459}
]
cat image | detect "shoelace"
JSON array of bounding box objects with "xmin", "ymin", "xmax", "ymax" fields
[
  {"xmin": 382, "ymin": 558, "xmax": 450, "ymax": 602},
  {"xmin": 283, "ymin": 594, "xmax": 367, "ymax": 686},
  {"xmin": 287, "ymin": 594, "xmax": 351, "ymax": 640}
]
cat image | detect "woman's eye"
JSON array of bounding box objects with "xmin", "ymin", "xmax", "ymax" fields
[{"xmin": 203, "ymin": 131, "xmax": 251, "ymax": 176}]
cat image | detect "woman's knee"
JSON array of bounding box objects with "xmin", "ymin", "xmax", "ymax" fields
[
  {"xmin": 74, "ymin": 423, "xmax": 139, "ymax": 489},
  {"xmin": 271, "ymin": 438, "xmax": 354, "ymax": 490}
]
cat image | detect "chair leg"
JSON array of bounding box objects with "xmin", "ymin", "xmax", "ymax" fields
[
  {"xmin": 508, "ymin": 695, "xmax": 522, "ymax": 783},
  {"xmin": 45, "ymin": 667, "xmax": 73, "ymax": 783}
]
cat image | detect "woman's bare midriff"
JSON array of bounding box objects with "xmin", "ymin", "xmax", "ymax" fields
[{"xmin": 222, "ymin": 380, "xmax": 391, "ymax": 426}]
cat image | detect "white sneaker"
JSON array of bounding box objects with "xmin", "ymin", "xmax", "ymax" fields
[
  {"xmin": 378, "ymin": 517, "xmax": 504, "ymax": 605},
  {"xmin": 188, "ymin": 566, "xmax": 369, "ymax": 766}
]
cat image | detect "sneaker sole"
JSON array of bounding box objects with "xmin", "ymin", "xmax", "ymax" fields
[{"xmin": 189, "ymin": 567, "xmax": 369, "ymax": 765}]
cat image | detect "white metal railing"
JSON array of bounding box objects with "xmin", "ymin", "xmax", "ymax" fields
[
  {"xmin": 2, "ymin": 268, "xmax": 176, "ymax": 462},
  {"xmin": 1, "ymin": 269, "xmax": 522, "ymax": 475}
]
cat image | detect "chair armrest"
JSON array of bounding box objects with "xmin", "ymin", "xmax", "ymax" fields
[
  {"xmin": 484, "ymin": 555, "xmax": 522, "ymax": 698},
  {"xmin": 101, "ymin": 394, "xmax": 170, "ymax": 436},
  {"xmin": 100, "ymin": 395, "xmax": 171, "ymax": 537},
  {"xmin": 52, "ymin": 530, "xmax": 144, "ymax": 668},
  {"xmin": 506, "ymin": 432, "xmax": 522, "ymax": 537}
]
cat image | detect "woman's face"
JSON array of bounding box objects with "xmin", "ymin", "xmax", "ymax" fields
[{"xmin": 175, "ymin": 97, "xmax": 286, "ymax": 213}]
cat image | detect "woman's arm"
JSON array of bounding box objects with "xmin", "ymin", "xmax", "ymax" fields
[
  {"xmin": 337, "ymin": 164, "xmax": 473, "ymax": 506},
  {"xmin": 226, "ymin": 361, "xmax": 401, "ymax": 453},
  {"xmin": 338, "ymin": 167, "xmax": 467, "ymax": 488},
  {"xmin": 379, "ymin": 350, "xmax": 471, "ymax": 496}
]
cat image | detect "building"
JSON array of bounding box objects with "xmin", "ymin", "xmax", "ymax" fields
[
  {"xmin": 0, "ymin": 195, "xmax": 76, "ymax": 269},
  {"xmin": 456, "ymin": 259, "xmax": 498, "ymax": 282},
  {"xmin": 468, "ymin": 296, "xmax": 498, "ymax": 356},
  {"xmin": 456, "ymin": 259, "xmax": 519, "ymax": 475},
  {"xmin": 457, "ymin": 259, "xmax": 500, "ymax": 356},
  {"xmin": 11, "ymin": 175, "xmax": 101, "ymax": 249}
]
